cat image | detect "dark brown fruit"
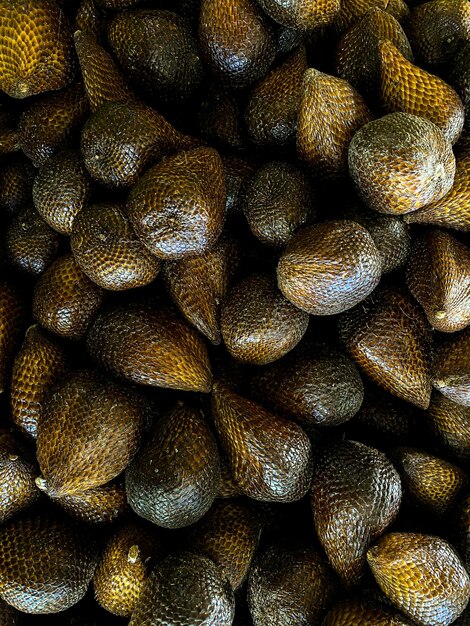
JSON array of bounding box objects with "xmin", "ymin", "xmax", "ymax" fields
[
  {"xmin": 0, "ymin": 107, "xmax": 19, "ymax": 155},
  {"xmin": 334, "ymin": 0, "xmax": 410, "ymax": 34},
  {"xmin": 199, "ymin": 85, "xmax": 245, "ymax": 150},
  {"xmin": 212, "ymin": 383, "xmax": 313, "ymax": 502},
  {"xmin": 455, "ymin": 494, "xmax": 470, "ymax": 571},
  {"xmin": 218, "ymin": 455, "xmax": 243, "ymax": 498},
  {"xmin": 0, "ymin": 281, "xmax": 25, "ymax": 393},
  {"xmin": 164, "ymin": 236, "xmax": 238, "ymax": 344},
  {"xmin": 312, "ymin": 440, "xmax": 402, "ymax": 588},
  {"xmin": 367, "ymin": 533, "xmax": 470, "ymax": 626},
  {"xmin": 348, "ymin": 112, "xmax": 456, "ymax": 215},
  {"xmin": 277, "ymin": 221, "xmax": 381, "ymax": 315},
  {"xmin": 257, "ymin": 0, "xmax": 339, "ymax": 28},
  {"xmin": 0, "ymin": 512, "xmax": 99, "ymax": 614},
  {"xmin": 127, "ymin": 147, "xmax": 226, "ymax": 260},
  {"xmin": 223, "ymin": 153, "xmax": 258, "ymax": 213},
  {"xmin": 0, "ymin": 155, "xmax": 35, "ymax": 214},
  {"xmin": 0, "ymin": 0, "xmax": 74, "ymax": 98},
  {"xmin": 242, "ymin": 161, "xmax": 315, "ymax": 247},
  {"xmin": 322, "ymin": 598, "xmax": 414, "ymax": 625},
  {"xmin": 75, "ymin": 0, "xmax": 104, "ymax": 40},
  {"xmin": 129, "ymin": 553, "xmax": 235, "ymax": 626},
  {"xmin": 199, "ymin": 0, "xmax": 276, "ymax": 89},
  {"xmin": 448, "ymin": 43, "xmax": 470, "ymax": 122},
  {"xmin": 0, "ymin": 599, "xmax": 22, "ymax": 625},
  {"xmin": 339, "ymin": 287, "xmax": 432, "ymax": 409},
  {"xmin": 33, "ymin": 253, "xmax": 105, "ymax": 340},
  {"xmin": 107, "ymin": 10, "xmax": 203, "ymax": 103},
  {"xmin": 126, "ymin": 402, "xmax": 220, "ymax": 528},
  {"xmin": 433, "ymin": 328, "xmax": 470, "ymax": 406},
  {"xmin": 36, "ymin": 369, "xmax": 143, "ymax": 497},
  {"xmin": 406, "ymin": 229, "xmax": 470, "ymax": 332},
  {"xmin": 428, "ymin": 393, "xmax": 470, "ymax": 463},
  {"xmin": 56, "ymin": 481, "xmax": 127, "ymax": 525},
  {"xmin": 87, "ymin": 301, "xmax": 213, "ymax": 392},
  {"xmin": 33, "ymin": 150, "xmax": 93, "ymax": 235}
]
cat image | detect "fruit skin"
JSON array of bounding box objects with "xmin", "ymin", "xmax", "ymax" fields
[
  {"xmin": 0, "ymin": 280, "xmax": 25, "ymax": 393},
  {"xmin": 427, "ymin": 393, "xmax": 470, "ymax": 463},
  {"xmin": 454, "ymin": 493, "xmax": 470, "ymax": 572},
  {"xmin": 0, "ymin": 154, "xmax": 35, "ymax": 214},
  {"xmin": 432, "ymin": 328, "xmax": 470, "ymax": 406},
  {"xmin": 57, "ymin": 481, "xmax": 127, "ymax": 525},
  {"xmin": 0, "ymin": 598, "xmax": 22, "ymax": 625},
  {"xmin": 367, "ymin": 533, "xmax": 470, "ymax": 626},
  {"xmin": 322, "ymin": 598, "xmax": 414, "ymax": 625},
  {"xmin": 126, "ymin": 403, "xmax": 220, "ymax": 529},
  {"xmin": 256, "ymin": 0, "xmax": 339, "ymax": 29},
  {"xmin": 334, "ymin": 0, "xmax": 410, "ymax": 34}
]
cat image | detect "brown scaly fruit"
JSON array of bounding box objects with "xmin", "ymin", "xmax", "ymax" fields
[
  {"xmin": 219, "ymin": 457, "xmax": 243, "ymax": 498},
  {"xmin": 199, "ymin": 85, "xmax": 245, "ymax": 151},
  {"xmin": 164, "ymin": 236, "xmax": 238, "ymax": 345},
  {"xmin": 277, "ymin": 221, "xmax": 381, "ymax": 315},
  {"xmin": 0, "ymin": 155, "xmax": 35, "ymax": 214},
  {"xmin": 0, "ymin": 512, "xmax": 99, "ymax": 614},
  {"xmin": 129, "ymin": 553, "xmax": 235, "ymax": 626},
  {"xmin": 256, "ymin": 0, "xmax": 339, "ymax": 28},
  {"xmin": 348, "ymin": 112, "xmax": 456, "ymax": 215},
  {"xmin": 245, "ymin": 45, "xmax": 307, "ymax": 149},
  {"xmin": 0, "ymin": 0, "xmax": 74, "ymax": 98},
  {"xmin": 322, "ymin": 598, "xmax": 414, "ymax": 625},
  {"xmin": 433, "ymin": 328, "xmax": 470, "ymax": 406},
  {"xmin": 127, "ymin": 147, "xmax": 226, "ymax": 260},
  {"xmin": 448, "ymin": 42, "xmax": 470, "ymax": 121},
  {"xmin": 297, "ymin": 68, "xmax": 372, "ymax": 179},
  {"xmin": 0, "ymin": 281, "xmax": 25, "ymax": 393},
  {"xmin": 36, "ymin": 369, "xmax": 144, "ymax": 497},
  {"xmin": 212, "ymin": 383, "xmax": 313, "ymax": 502},
  {"xmin": 223, "ymin": 153, "xmax": 258, "ymax": 213},
  {"xmin": 427, "ymin": 393, "xmax": 470, "ymax": 463},
  {"xmin": 248, "ymin": 542, "xmax": 338, "ymax": 626},
  {"xmin": 199, "ymin": 0, "xmax": 276, "ymax": 89},
  {"xmin": 57, "ymin": 481, "xmax": 127, "ymax": 525},
  {"xmin": 406, "ymin": 229, "xmax": 470, "ymax": 332},
  {"xmin": 455, "ymin": 494, "xmax": 470, "ymax": 571},
  {"xmin": 379, "ymin": 40, "xmax": 464, "ymax": 144},
  {"xmin": 87, "ymin": 301, "xmax": 213, "ymax": 392},
  {"xmin": 75, "ymin": 0, "xmax": 104, "ymax": 40},
  {"xmin": 33, "ymin": 150, "xmax": 93, "ymax": 235},
  {"xmin": 367, "ymin": 533, "xmax": 470, "ymax": 626},
  {"xmin": 32, "ymin": 253, "xmax": 105, "ymax": 340},
  {"xmin": 334, "ymin": 0, "xmax": 410, "ymax": 35},
  {"xmin": 312, "ymin": 440, "xmax": 402, "ymax": 588},
  {"xmin": 0, "ymin": 108, "xmax": 19, "ymax": 154},
  {"xmin": 338, "ymin": 287, "xmax": 432, "ymax": 409},
  {"xmin": 220, "ymin": 274, "xmax": 309, "ymax": 365}
]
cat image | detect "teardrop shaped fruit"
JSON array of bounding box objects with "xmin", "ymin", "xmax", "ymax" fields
[
  {"xmin": 33, "ymin": 150, "xmax": 93, "ymax": 235},
  {"xmin": 56, "ymin": 481, "xmax": 127, "ymax": 525},
  {"xmin": 349, "ymin": 112, "xmax": 456, "ymax": 215},
  {"xmin": 0, "ymin": 281, "xmax": 25, "ymax": 393},
  {"xmin": 87, "ymin": 301, "xmax": 213, "ymax": 392},
  {"xmin": 212, "ymin": 383, "xmax": 313, "ymax": 502},
  {"xmin": 248, "ymin": 542, "xmax": 338, "ymax": 625},
  {"xmin": 367, "ymin": 533, "xmax": 470, "ymax": 626},
  {"xmin": 71, "ymin": 202, "xmax": 161, "ymax": 291},
  {"xmin": 433, "ymin": 328, "xmax": 470, "ymax": 406},
  {"xmin": 0, "ymin": 512, "xmax": 99, "ymax": 614},
  {"xmin": 245, "ymin": 45, "xmax": 307, "ymax": 149},
  {"xmin": 277, "ymin": 221, "xmax": 381, "ymax": 315},
  {"xmin": 81, "ymin": 101, "xmax": 199, "ymax": 188},
  {"xmin": 221, "ymin": 274, "xmax": 309, "ymax": 365},
  {"xmin": 129, "ymin": 553, "xmax": 235, "ymax": 626},
  {"xmin": 126, "ymin": 402, "xmax": 220, "ymax": 529},
  {"xmin": 427, "ymin": 393, "xmax": 470, "ymax": 463},
  {"xmin": 107, "ymin": 10, "xmax": 203, "ymax": 103},
  {"xmin": 312, "ymin": 440, "xmax": 402, "ymax": 588},
  {"xmin": 250, "ymin": 345, "xmax": 364, "ymax": 427},
  {"xmin": 0, "ymin": 0, "xmax": 74, "ymax": 98},
  {"xmin": 199, "ymin": 85, "xmax": 245, "ymax": 150},
  {"xmin": 0, "ymin": 154, "xmax": 35, "ymax": 214},
  {"xmin": 406, "ymin": 229, "xmax": 470, "ymax": 332},
  {"xmin": 33, "ymin": 253, "xmax": 105, "ymax": 340},
  {"xmin": 189, "ymin": 499, "xmax": 262, "ymax": 590},
  {"xmin": 339, "ymin": 287, "xmax": 432, "ymax": 408},
  {"xmin": 379, "ymin": 40, "xmax": 464, "ymax": 144},
  {"xmin": 297, "ymin": 68, "xmax": 372, "ymax": 179},
  {"xmin": 94, "ymin": 522, "xmax": 163, "ymax": 617},
  {"xmin": 242, "ymin": 161, "xmax": 315, "ymax": 247},
  {"xmin": 322, "ymin": 598, "xmax": 414, "ymax": 625},
  {"xmin": 127, "ymin": 147, "xmax": 226, "ymax": 260},
  {"xmin": 164, "ymin": 236, "xmax": 238, "ymax": 345},
  {"xmin": 199, "ymin": 0, "xmax": 276, "ymax": 89},
  {"xmin": 37, "ymin": 369, "xmax": 144, "ymax": 496}
]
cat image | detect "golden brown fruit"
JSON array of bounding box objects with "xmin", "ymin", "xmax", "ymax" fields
[
  {"xmin": 126, "ymin": 403, "xmax": 220, "ymax": 528},
  {"xmin": 212, "ymin": 383, "xmax": 313, "ymax": 502},
  {"xmin": 257, "ymin": 0, "xmax": 339, "ymax": 28},
  {"xmin": 33, "ymin": 253, "xmax": 105, "ymax": 340},
  {"xmin": 0, "ymin": 512, "xmax": 99, "ymax": 614},
  {"xmin": 221, "ymin": 274, "xmax": 309, "ymax": 365},
  {"xmin": 199, "ymin": 0, "xmax": 276, "ymax": 89},
  {"xmin": 367, "ymin": 533, "xmax": 470, "ymax": 626},
  {"xmin": 0, "ymin": 155, "xmax": 35, "ymax": 214},
  {"xmin": 71, "ymin": 203, "xmax": 160, "ymax": 291},
  {"xmin": 433, "ymin": 328, "xmax": 470, "ymax": 406},
  {"xmin": 339, "ymin": 287, "xmax": 432, "ymax": 409},
  {"xmin": 199, "ymin": 85, "xmax": 245, "ymax": 150},
  {"xmin": 0, "ymin": 0, "xmax": 74, "ymax": 98},
  {"xmin": 406, "ymin": 229, "xmax": 470, "ymax": 332},
  {"xmin": 334, "ymin": 0, "xmax": 410, "ymax": 34},
  {"xmin": 312, "ymin": 440, "xmax": 402, "ymax": 588},
  {"xmin": 298, "ymin": 68, "xmax": 372, "ymax": 179},
  {"xmin": 87, "ymin": 301, "xmax": 213, "ymax": 392},
  {"xmin": 127, "ymin": 147, "xmax": 226, "ymax": 260},
  {"xmin": 348, "ymin": 112, "xmax": 456, "ymax": 215},
  {"xmin": 245, "ymin": 45, "xmax": 307, "ymax": 148},
  {"xmin": 379, "ymin": 40, "xmax": 464, "ymax": 144},
  {"xmin": 33, "ymin": 150, "xmax": 93, "ymax": 235},
  {"xmin": 428, "ymin": 393, "xmax": 470, "ymax": 463},
  {"xmin": 248, "ymin": 543, "xmax": 338, "ymax": 626},
  {"xmin": 322, "ymin": 598, "xmax": 414, "ymax": 625},
  {"xmin": 0, "ymin": 281, "xmax": 25, "ymax": 393},
  {"xmin": 277, "ymin": 221, "xmax": 381, "ymax": 315},
  {"xmin": 56, "ymin": 481, "xmax": 127, "ymax": 525},
  {"xmin": 164, "ymin": 236, "xmax": 238, "ymax": 345},
  {"xmin": 129, "ymin": 553, "xmax": 235, "ymax": 626}
]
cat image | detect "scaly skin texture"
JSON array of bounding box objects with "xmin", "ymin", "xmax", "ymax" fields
[
  {"xmin": 433, "ymin": 328, "xmax": 470, "ymax": 406},
  {"xmin": 312, "ymin": 441, "xmax": 402, "ymax": 588},
  {"xmin": 0, "ymin": 155, "xmax": 35, "ymax": 213},
  {"xmin": 0, "ymin": 107, "xmax": 19, "ymax": 154},
  {"xmin": 427, "ymin": 393, "xmax": 470, "ymax": 463},
  {"xmin": 334, "ymin": 0, "xmax": 410, "ymax": 34},
  {"xmin": 448, "ymin": 42, "xmax": 470, "ymax": 121},
  {"xmin": 455, "ymin": 494, "xmax": 470, "ymax": 571},
  {"xmin": 0, "ymin": 281, "xmax": 25, "ymax": 393},
  {"xmin": 75, "ymin": 0, "xmax": 104, "ymax": 40},
  {"xmin": 199, "ymin": 85, "xmax": 245, "ymax": 150},
  {"xmin": 322, "ymin": 599, "xmax": 414, "ymax": 625},
  {"xmin": 57, "ymin": 482, "xmax": 127, "ymax": 525},
  {"xmin": 368, "ymin": 533, "xmax": 470, "ymax": 626},
  {"xmin": 257, "ymin": 0, "xmax": 339, "ymax": 28}
]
